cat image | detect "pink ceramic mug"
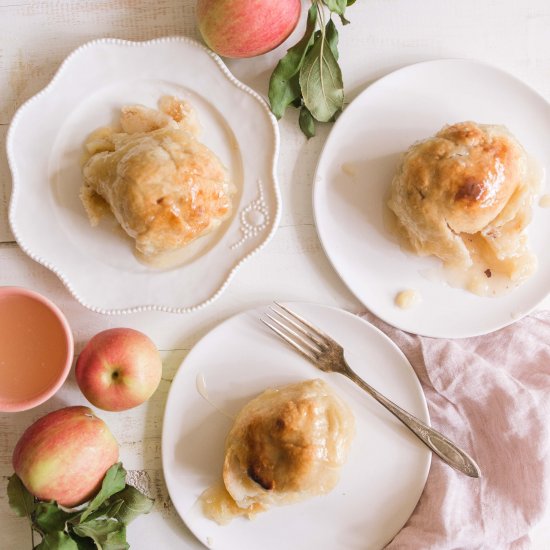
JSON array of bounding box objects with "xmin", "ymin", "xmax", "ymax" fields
[{"xmin": 0, "ymin": 287, "xmax": 74, "ymax": 412}]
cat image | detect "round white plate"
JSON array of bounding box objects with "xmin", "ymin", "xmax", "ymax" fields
[
  {"xmin": 313, "ymin": 59, "xmax": 550, "ymax": 338},
  {"xmin": 7, "ymin": 37, "xmax": 280, "ymax": 314},
  {"xmin": 162, "ymin": 302, "xmax": 430, "ymax": 550}
]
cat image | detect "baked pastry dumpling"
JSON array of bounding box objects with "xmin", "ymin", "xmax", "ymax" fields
[
  {"xmin": 80, "ymin": 96, "xmax": 235, "ymax": 261},
  {"xmin": 202, "ymin": 379, "xmax": 355, "ymax": 524},
  {"xmin": 388, "ymin": 121, "xmax": 541, "ymax": 294}
]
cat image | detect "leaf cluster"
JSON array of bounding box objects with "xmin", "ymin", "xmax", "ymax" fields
[
  {"xmin": 7, "ymin": 463, "xmax": 154, "ymax": 550},
  {"xmin": 268, "ymin": 0, "xmax": 355, "ymax": 138}
]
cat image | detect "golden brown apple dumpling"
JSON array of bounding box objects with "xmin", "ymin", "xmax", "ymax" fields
[
  {"xmin": 388, "ymin": 121, "xmax": 541, "ymax": 295},
  {"xmin": 201, "ymin": 379, "xmax": 355, "ymax": 524},
  {"xmin": 80, "ymin": 96, "xmax": 235, "ymax": 262}
]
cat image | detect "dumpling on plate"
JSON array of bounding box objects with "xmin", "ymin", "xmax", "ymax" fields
[
  {"xmin": 201, "ymin": 378, "xmax": 355, "ymax": 524},
  {"xmin": 388, "ymin": 121, "xmax": 541, "ymax": 295},
  {"xmin": 80, "ymin": 96, "xmax": 235, "ymax": 262}
]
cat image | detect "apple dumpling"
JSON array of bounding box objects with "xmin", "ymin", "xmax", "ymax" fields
[
  {"xmin": 388, "ymin": 121, "xmax": 541, "ymax": 295},
  {"xmin": 80, "ymin": 96, "xmax": 235, "ymax": 262},
  {"xmin": 201, "ymin": 378, "xmax": 355, "ymax": 524}
]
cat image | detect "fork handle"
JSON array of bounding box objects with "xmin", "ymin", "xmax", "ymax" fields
[{"xmin": 344, "ymin": 368, "xmax": 480, "ymax": 478}]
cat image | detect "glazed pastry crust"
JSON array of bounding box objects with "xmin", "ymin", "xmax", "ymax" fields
[
  {"xmin": 80, "ymin": 97, "xmax": 234, "ymax": 260},
  {"xmin": 222, "ymin": 379, "xmax": 355, "ymax": 512},
  {"xmin": 388, "ymin": 121, "xmax": 540, "ymax": 283}
]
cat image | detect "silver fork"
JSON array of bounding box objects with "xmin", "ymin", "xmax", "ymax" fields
[{"xmin": 261, "ymin": 302, "xmax": 481, "ymax": 478}]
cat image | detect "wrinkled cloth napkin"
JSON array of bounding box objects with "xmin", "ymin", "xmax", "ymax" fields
[{"xmin": 360, "ymin": 311, "xmax": 550, "ymax": 550}]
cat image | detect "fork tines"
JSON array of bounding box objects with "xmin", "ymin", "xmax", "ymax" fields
[{"xmin": 261, "ymin": 302, "xmax": 332, "ymax": 363}]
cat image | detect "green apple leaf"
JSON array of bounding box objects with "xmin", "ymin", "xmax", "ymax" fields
[
  {"xmin": 72, "ymin": 519, "xmax": 128, "ymax": 550},
  {"xmin": 80, "ymin": 498, "xmax": 123, "ymax": 524},
  {"xmin": 299, "ymin": 28, "xmax": 344, "ymax": 122},
  {"xmin": 299, "ymin": 106, "xmax": 316, "ymax": 138},
  {"xmin": 35, "ymin": 530, "xmax": 79, "ymax": 550},
  {"xmin": 112, "ymin": 486, "xmax": 154, "ymax": 525},
  {"xmin": 268, "ymin": 3, "xmax": 318, "ymax": 119},
  {"xmin": 101, "ymin": 499, "xmax": 125, "ymax": 521},
  {"xmin": 326, "ymin": 19, "xmax": 340, "ymax": 61},
  {"xmin": 323, "ymin": 0, "xmax": 350, "ymax": 24},
  {"xmin": 79, "ymin": 463, "xmax": 126, "ymax": 523},
  {"xmin": 268, "ymin": 0, "xmax": 356, "ymax": 137},
  {"xmin": 7, "ymin": 473, "xmax": 35, "ymax": 518},
  {"xmin": 322, "ymin": 0, "xmax": 346, "ymax": 15},
  {"xmin": 68, "ymin": 534, "xmax": 96, "ymax": 550},
  {"xmin": 8, "ymin": 463, "xmax": 151, "ymax": 549},
  {"xmin": 339, "ymin": 13, "xmax": 351, "ymax": 25},
  {"xmin": 34, "ymin": 501, "xmax": 79, "ymax": 534}
]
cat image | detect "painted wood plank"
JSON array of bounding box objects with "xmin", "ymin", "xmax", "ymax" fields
[{"xmin": 2, "ymin": 1, "xmax": 550, "ymax": 548}]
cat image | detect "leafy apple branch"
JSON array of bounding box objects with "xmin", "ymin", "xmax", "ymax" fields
[
  {"xmin": 269, "ymin": 0, "xmax": 355, "ymax": 137},
  {"xmin": 7, "ymin": 463, "xmax": 153, "ymax": 550}
]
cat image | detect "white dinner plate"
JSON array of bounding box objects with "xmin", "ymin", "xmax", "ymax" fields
[
  {"xmin": 313, "ymin": 59, "xmax": 550, "ymax": 338},
  {"xmin": 162, "ymin": 302, "xmax": 431, "ymax": 550},
  {"xmin": 7, "ymin": 37, "xmax": 280, "ymax": 314}
]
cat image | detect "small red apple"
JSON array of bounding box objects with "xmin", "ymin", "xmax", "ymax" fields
[
  {"xmin": 76, "ymin": 328, "xmax": 162, "ymax": 412},
  {"xmin": 12, "ymin": 406, "xmax": 119, "ymax": 507},
  {"xmin": 196, "ymin": 0, "xmax": 301, "ymax": 58}
]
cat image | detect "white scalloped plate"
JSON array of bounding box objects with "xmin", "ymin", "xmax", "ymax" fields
[{"xmin": 7, "ymin": 37, "xmax": 280, "ymax": 314}]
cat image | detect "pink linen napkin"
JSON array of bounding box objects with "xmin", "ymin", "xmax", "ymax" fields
[{"xmin": 360, "ymin": 311, "xmax": 550, "ymax": 549}]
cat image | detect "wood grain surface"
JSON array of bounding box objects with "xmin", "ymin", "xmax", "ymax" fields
[{"xmin": 1, "ymin": 1, "xmax": 550, "ymax": 548}]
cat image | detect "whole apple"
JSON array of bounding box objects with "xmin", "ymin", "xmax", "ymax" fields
[
  {"xmin": 12, "ymin": 406, "xmax": 118, "ymax": 507},
  {"xmin": 196, "ymin": 0, "xmax": 301, "ymax": 58},
  {"xmin": 76, "ymin": 328, "xmax": 162, "ymax": 412}
]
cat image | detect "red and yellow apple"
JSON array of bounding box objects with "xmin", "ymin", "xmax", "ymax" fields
[
  {"xmin": 76, "ymin": 328, "xmax": 162, "ymax": 412},
  {"xmin": 196, "ymin": 0, "xmax": 301, "ymax": 58},
  {"xmin": 12, "ymin": 406, "xmax": 118, "ymax": 507}
]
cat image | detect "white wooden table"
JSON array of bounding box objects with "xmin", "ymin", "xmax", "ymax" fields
[{"xmin": 1, "ymin": 1, "xmax": 549, "ymax": 548}]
